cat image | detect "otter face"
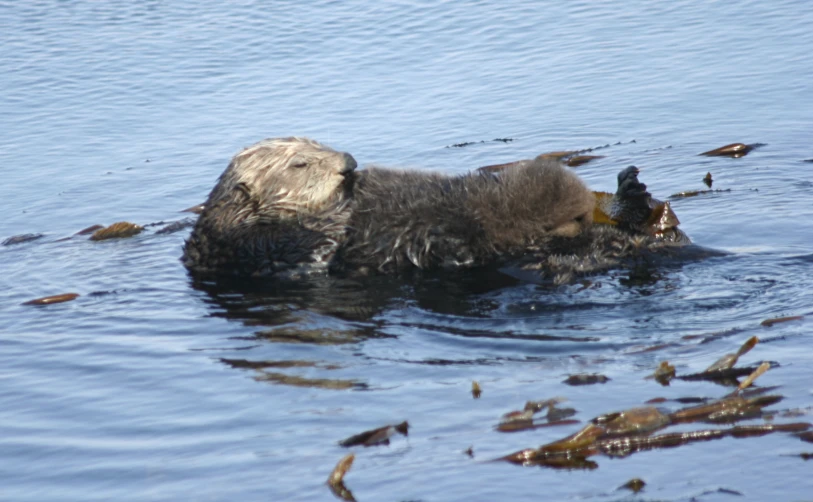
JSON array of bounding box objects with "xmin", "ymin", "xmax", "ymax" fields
[
  {"xmin": 548, "ymin": 211, "xmax": 593, "ymax": 238},
  {"xmin": 221, "ymin": 137, "xmax": 357, "ymax": 214}
]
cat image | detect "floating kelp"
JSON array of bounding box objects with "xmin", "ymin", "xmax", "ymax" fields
[
  {"xmin": 497, "ymin": 398, "xmax": 578, "ymax": 432},
  {"xmin": 786, "ymin": 452, "xmax": 813, "ymax": 460},
  {"xmin": 646, "ymin": 200, "xmax": 681, "ymax": 234},
  {"xmin": 591, "ymin": 191, "xmax": 618, "ymax": 226},
  {"xmin": 22, "ymin": 293, "xmax": 80, "ymax": 306},
  {"xmin": 705, "ymin": 336, "xmax": 758, "ymax": 372},
  {"xmin": 665, "ymin": 338, "xmax": 770, "ymax": 385},
  {"xmin": 619, "ymin": 478, "xmax": 646, "ymax": 493},
  {"xmin": 75, "ymin": 224, "xmax": 105, "ymax": 235},
  {"xmin": 339, "ymin": 421, "xmax": 409, "ymax": 447},
  {"xmin": 478, "ymin": 151, "xmax": 602, "ymax": 172},
  {"xmin": 566, "ymin": 155, "xmax": 604, "ymax": 167},
  {"xmin": 2, "ymin": 233, "xmax": 44, "ymax": 246},
  {"xmin": 154, "ymin": 219, "xmax": 196, "ymax": 234},
  {"xmin": 499, "ymin": 362, "xmax": 809, "ymax": 469},
  {"xmin": 255, "ymin": 327, "xmax": 384, "ymax": 345},
  {"xmin": 592, "ymin": 166, "xmax": 688, "ymax": 243},
  {"xmin": 328, "ymin": 453, "xmax": 354, "ymax": 484},
  {"xmin": 181, "ymin": 203, "xmax": 206, "ymax": 214},
  {"xmin": 90, "ymin": 222, "xmax": 144, "ymax": 241},
  {"xmin": 646, "ymin": 361, "xmax": 676, "ymax": 385},
  {"xmin": 761, "ymin": 315, "xmax": 803, "ymax": 327},
  {"xmin": 797, "ymin": 431, "xmax": 813, "ymax": 443},
  {"xmin": 327, "ymin": 453, "xmax": 356, "ymax": 502},
  {"xmin": 700, "ymin": 143, "xmax": 762, "ymax": 158},
  {"xmin": 669, "ymin": 188, "xmax": 731, "ymax": 199},
  {"xmin": 563, "ymin": 374, "xmax": 609, "ymax": 386},
  {"xmin": 225, "ymin": 354, "xmax": 362, "ymax": 390},
  {"xmin": 253, "ymin": 372, "xmax": 363, "ymax": 390},
  {"xmin": 220, "ymin": 358, "xmax": 341, "ymax": 370},
  {"xmin": 447, "ymin": 138, "xmax": 514, "ymax": 148},
  {"xmin": 703, "ymin": 172, "xmax": 713, "ymax": 187}
]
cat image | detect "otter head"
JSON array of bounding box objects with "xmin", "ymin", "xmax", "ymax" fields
[{"xmin": 212, "ymin": 137, "xmax": 357, "ymax": 217}]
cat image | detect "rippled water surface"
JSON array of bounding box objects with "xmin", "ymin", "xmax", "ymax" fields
[{"xmin": 3, "ymin": 1, "xmax": 813, "ymax": 500}]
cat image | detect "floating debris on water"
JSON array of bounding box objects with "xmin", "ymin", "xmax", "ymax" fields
[
  {"xmin": 478, "ymin": 150, "xmax": 603, "ymax": 173},
  {"xmin": 700, "ymin": 143, "xmax": 762, "ymax": 158},
  {"xmin": 785, "ymin": 452, "xmax": 813, "ymax": 460},
  {"xmin": 647, "ymin": 361, "xmax": 676, "ymax": 385},
  {"xmin": 669, "ymin": 188, "xmax": 731, "ymax": 199},
  {"xmin": 619, "ymin": 478, "xmax": 646, "ymax": 493},
  {"xmin": 90, "ymin": 222, "xmax": 144, "ymax": 241},
  {"xmin": 796, "ymin": 431, "xmax": 813, "ymax": 443},
  {"xmin": 2, "ymin": 233, "xmax": 44, "ymax": 246},
  {"xmin": 501, "ymin": 364, "xmax": 809, "ymax": 468},
  {"xmin": 563, "ymin": 374, "xmax": 610, "ymax": 386},
  {"xmin": 253, "ymin": 372, "xmax": 362, "ymax": 390},
  {"xmin": 497, "ymin": 398, "xmax": 579, "ymax": 432},
  {"xmin": 339, "ymin": 421, "xmax": 409, "ymax": 447},
  {"xmin": 472, "ymin": 381, "xmax": 482, "ymax": 399},
  {"xmin": 566, "ymin": 155, "xmax": 604, "ymax": 167},
  {"xmin": 705, "ymin": 336, "xmax": 758, "ymax": 373},
  {"xmin": 498, "ymin": 343, "xmax": 811, "ymax": 469},
  {"xmin": 155, "ymin": 218, "xmax": 196, "ymax": 235},
  {"xmin": 447, "ymin": 138, "xmax": 516, "ymax": 148},
  {"xmin": 327, "ymin": 453, "xmax": 354, "ymax": 484},
  {"xmin": 22, "ymin": 293, "xmax": 80, "ymax": 306},
  {"xmin": 327, "ymin": 453, "xmax": 356, "ymax": 502},
  {"xmin": 761, "ymin": 315, "xmax": 803, "ymax": 327},
  {"xmin": 75, "ymin": 224, "xmax": 105, "ymax": 235},
  {"xmin": 181, "ymin": 203, "xmax": 206, "ymax": 214}
]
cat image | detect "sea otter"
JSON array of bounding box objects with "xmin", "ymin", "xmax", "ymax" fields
[{"xmin": 183, "ymin": 137, "xmax": 689, "ymax": 280}]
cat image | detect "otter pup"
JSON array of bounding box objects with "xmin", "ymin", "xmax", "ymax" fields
[
  {"xmin": 183, "ymin": 137, "xmax": 685, "ymax": 279},
  {"xmin": 336, "ymin": 159, "xmax": 595, "ymax": 272}
]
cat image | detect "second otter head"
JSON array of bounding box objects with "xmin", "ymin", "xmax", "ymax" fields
[{"xmin": 213, "ymin": 137, "xmax": 357, "ymax": 215}]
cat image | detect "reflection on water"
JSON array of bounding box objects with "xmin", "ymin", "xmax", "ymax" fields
[
  {"xmin": 220, "ymin": 359, "xmax": 365, "ymax": 390},
  {"xmin": 3, "ymin": 0, "xmax": 813, "ymax": 500}
]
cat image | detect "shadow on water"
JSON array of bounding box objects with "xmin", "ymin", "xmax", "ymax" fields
[
  {"xmin": 189, "ymin": 263, "xmax": 524, "ymax": 326},
  {"xmin": 181, "ymin": 237, "xmax": 744, "ymax": 397},
  {"xmin": 188, "ymin": 243, "xmax": 721, "ymax": 348}
]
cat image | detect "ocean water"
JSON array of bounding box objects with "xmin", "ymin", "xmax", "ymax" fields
[{"xmin": 2, "ymin": 1, "xmax": 813, "ymax": 500}]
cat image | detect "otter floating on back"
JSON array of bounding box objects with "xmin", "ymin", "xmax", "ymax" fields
[{"xmin": 183, "ymin": 137, "xmax": 691, "ymax": 281}]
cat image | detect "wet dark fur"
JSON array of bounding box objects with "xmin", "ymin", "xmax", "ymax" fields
[
  {"xmin": 183, "ymin": 137, "xmax": 693, "ymax": 281},
  {"xmin": 336, "ymin": 160, "xmax": 595, "ymax": 273}
]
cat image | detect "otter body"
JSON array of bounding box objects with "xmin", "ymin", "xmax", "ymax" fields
[
  {"xmin": 183, "ymin": 137, "xmax": 688, "ymax": 279},
  {"xmin": 337, "ymin": 160, "xmax": 594, "ymax": 272}
]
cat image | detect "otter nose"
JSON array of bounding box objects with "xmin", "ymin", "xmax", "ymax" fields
[{"xmin": 339, "ymin": 153, "xmax": 357, "ymax": 175}]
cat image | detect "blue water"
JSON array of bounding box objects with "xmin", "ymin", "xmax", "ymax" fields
[{"xmin": 2, "ymin": 1, "xmax": 813, "ymax": 500}]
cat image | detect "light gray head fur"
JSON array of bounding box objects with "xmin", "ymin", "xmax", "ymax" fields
[
  {"xmin": 209, "ymin": 137, "xmax": 357, "ymax": 218},
  {"xmin": 183, "ymin": 137, "xmax": 357, "ymax": 275}
]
